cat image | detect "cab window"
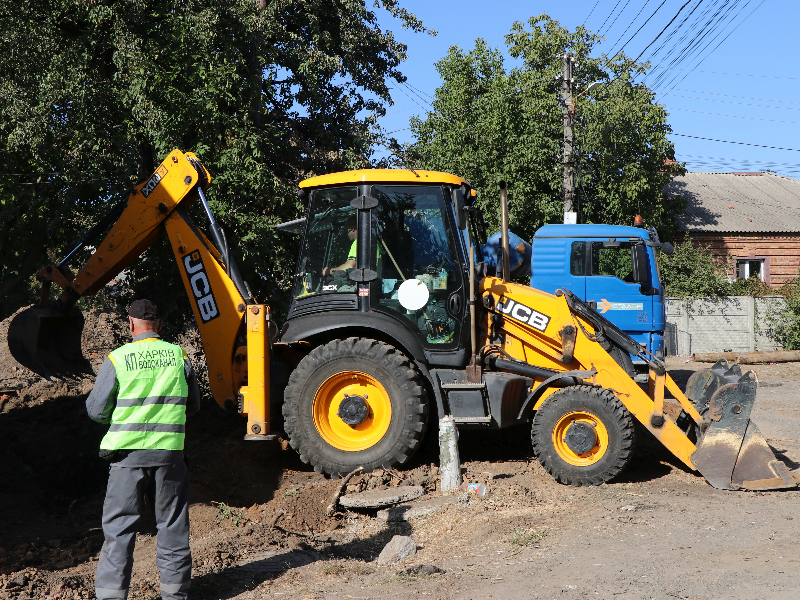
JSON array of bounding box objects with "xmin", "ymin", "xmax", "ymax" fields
[
  {"xmin": 591, "ymin": 241, "xmax": 634, "ymax": 282},
  {"xmin": 293, "ymin": 187, "xmax": 358, "ymax": 298}
]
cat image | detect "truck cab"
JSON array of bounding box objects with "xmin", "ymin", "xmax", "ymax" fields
[{"xmin": 530, "ymin": 224, "xmax": 667, "ymax": 364}]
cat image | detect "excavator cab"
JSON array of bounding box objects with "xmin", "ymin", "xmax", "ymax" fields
[{"xmin": 284, "ymin": 171, "xmax": 469, "ymax": 357}]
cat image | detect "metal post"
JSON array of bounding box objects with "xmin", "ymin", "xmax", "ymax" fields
[
  {"xmin": 499, "ymin": 182, "xmax": 510, "ymax": 282},
  {"xmin": 562, "ymin": 53, "xmax": 576, "ymax": 224}
]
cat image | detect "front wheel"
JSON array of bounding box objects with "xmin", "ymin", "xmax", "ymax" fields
[
  {"xmin": 282, "ymin": 338, "xmax": 428, "ymax": 476},
  {"xmin": 531, "ymin": 385, "xmax": 635, "ymax": 486}
]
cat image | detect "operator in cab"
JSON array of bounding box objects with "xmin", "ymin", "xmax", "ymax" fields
[
  {"xmin": 85, "ymin": 299, "xmax": 201, "ymax": 600},
  {"xmin": 322, "ymin": 214, "xmax": 358, "ymax": 277}
]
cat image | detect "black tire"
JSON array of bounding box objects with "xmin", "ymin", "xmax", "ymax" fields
[
  {"xmin": 282, "ymin": 337, "xmax": 428, "ymax": 476},
  {"xmin": 607, "ymin": 344, "xmax": 635, "ymax": 378},
  {"xmin": 531, "ymin": 385, "xmax": 635, "ymax": 486}
]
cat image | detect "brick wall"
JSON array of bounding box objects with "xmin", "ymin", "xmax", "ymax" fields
[{"xmin": 678, "ymin": 233, "xmax": 800, "ymax": 288}]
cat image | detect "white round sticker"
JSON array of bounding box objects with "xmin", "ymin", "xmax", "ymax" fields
[{"xmin": 397, "ymin": 279, "xmax": 430, "ymax": 311}]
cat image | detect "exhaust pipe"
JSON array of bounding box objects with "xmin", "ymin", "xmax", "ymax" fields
[{"xmin": 499, "ymin": 181, "xmax": 510, "ymax": 282}]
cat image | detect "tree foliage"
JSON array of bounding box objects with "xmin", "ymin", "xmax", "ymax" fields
[
  {"xmin": 406, "ymin": 15, "xmax": 685, "ymax": 241},
  {"xmin": 0, "ymin": 0, "xmax": 430, "ymax": 322},
  {"xmin": 659, "ymin": 239, "xmax": 773, "ymax": 298},
  {"xmin": 658, "ymin": 240, "xmax": 729, "ymax": 298}
]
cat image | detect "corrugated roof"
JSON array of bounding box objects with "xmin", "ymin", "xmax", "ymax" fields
[{"xmin": 664, "ymin": 171, "xmax": 800, "ymax": 233}]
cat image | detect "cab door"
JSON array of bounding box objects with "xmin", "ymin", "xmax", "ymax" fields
[{"xmin": 584, "ymin": 240, "xmax": 653, "ymax": 351}]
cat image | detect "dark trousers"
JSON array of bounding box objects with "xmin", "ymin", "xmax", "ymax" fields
[{"xmin": 95, "ymin": 462, "xmax": 191, "ymax": 600}]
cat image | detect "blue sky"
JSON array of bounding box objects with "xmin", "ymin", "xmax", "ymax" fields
[{"xmin": 372, "ymin": 0, "xmax": 800, "ymax": 178}]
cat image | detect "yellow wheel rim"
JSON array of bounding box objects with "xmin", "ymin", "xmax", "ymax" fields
[
  {"xmin": 552, "ymin": 411, "xmax": 609, "ymax": 466},
  {"xmin": 313, "ymin": 371, "xmax": 392, "ymax": 451}
]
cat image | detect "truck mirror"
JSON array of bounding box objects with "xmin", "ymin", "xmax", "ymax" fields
[
  {"xmin": 451, "ymin": 188, "xmax": 467, "ymax": 230},
  {"xmin": 632, "ymin": 243, "xmax": 648, "ymax": 284},
  {"xmin": 602, "ymin": 238, "xmax": 621, "ymax": 248},
  {"xmin": 660, "ymin": 241, "xmax": 674, "ymax": 255}
]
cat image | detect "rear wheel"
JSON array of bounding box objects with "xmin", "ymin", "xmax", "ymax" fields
[
  {"xmin": 532, "ymin": 385, "xmax": 635, "ymax": 486},
  {"xmin": 282, "ymin": 337, "xmax": 428, "ymax": 476}
]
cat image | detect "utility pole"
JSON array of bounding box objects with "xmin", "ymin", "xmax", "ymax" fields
[{"xmin": 562, "ymin": 52, "xmax": 577, "ymax": 225}]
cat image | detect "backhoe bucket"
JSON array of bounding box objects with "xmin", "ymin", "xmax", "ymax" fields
[
  {"xmin": 689, "ymin": 363, "xmax": 795, "ymax": 491},
  {"xmin": 7, "ymin": 305, "xmax": 92, "ymax": 378}
]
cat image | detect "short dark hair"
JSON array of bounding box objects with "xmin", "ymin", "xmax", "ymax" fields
[
  {"xmin": 129, "ymin": 299, "xmax": 160, "ymax": 321},
  {"xmin": 344, "ymin": 214, "xmax": 357, "ymax": 231}
]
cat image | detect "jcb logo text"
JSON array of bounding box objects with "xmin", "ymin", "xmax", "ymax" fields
[
  {"xmin": 182, "ymin": 251, "xmax": 219, "ymax": 323},
  {"xmin": 496, "ymin": 296, "xmax": 550, "ymax": 332}
]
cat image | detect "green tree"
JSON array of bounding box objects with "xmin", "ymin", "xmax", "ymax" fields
[
  {"xmin": 657, "ymin": 240, "xmax": 729, "ymax": 298},
  {"xmin": 406, "ymin": 14, "xmax": 685, "ymax": 240},
  {"xmin": 0, "ymin": 0, "xmax": 432, "ymax": 322}
]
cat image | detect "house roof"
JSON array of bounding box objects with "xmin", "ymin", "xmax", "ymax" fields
[{"xmin": 664, "ymin": 171, "xmax": 800, "ymax": 233}]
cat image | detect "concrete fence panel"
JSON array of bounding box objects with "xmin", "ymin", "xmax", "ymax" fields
[{"xmin": 664, "ymin": 296, "xmax": 786, "ymax": 355}]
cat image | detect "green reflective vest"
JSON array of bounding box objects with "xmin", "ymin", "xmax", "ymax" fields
[{"xmin": 100, "ymin": 338, "xmax": 189, "ymax": 452}]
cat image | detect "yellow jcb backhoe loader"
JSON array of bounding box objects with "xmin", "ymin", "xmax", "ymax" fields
[{"xmin": 8, "ymin": 150, "xmax": 796, "ymax": 491}]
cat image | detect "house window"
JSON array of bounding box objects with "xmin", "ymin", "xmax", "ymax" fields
[{"xmin": 737, "ymin": 259, "xmax": 764, "ymax": 281}]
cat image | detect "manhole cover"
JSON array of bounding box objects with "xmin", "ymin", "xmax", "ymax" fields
[{"xmin": 236, "ymin": 550, "xmax": 318, "ymax": 574}]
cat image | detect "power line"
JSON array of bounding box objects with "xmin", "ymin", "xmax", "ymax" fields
[
  {"xmin": 647, "ymin": 0, "xmax": 734, "ymax": 67},
  {"xmin": 612, "ymin": 0, "xmax": 669, "ymax": 58},
  {"xmin": 655, "ymin": 0, "xmax": 766, "ymax": 95},
  {"xmin": 664, "ymin": 93, "xmax": 800, "ymax": 111},
  {"xmin": 607, "ymin": 0, "xmax": 656, "ymax": 56},
  {"xmin": 596, "ymin": 0, "xmax": 625, "ymax": 36},
  {"xmin": 676, "ymin": 153, "xmax": 800, "ymax": 169},
  {"xmin": 400, "ymin": 82, "xmax": 435, "ymax": 109},
  {"xmin": 654, "ymin": 87, "xmax": 800, "ymax": 105},
  {"xmin": 634, "ymin": 1, "xmax": 694, "ymax": 63},
  {"xmin": 583, "ymin": 0, "xmax": 602, "ymax": 26},
  {"xmin": 403, "ymin": 81, "xmax": 437, "ymax": 103},
  {"xmin": 668, "ymin": 107, "xmax": 800, "ymax": 125},
  {"xmin": 672, "ymin": 133, "xmax": 800, "ymax": 152},
  {"xmin": 391, "ymin": 83, "xmax": 430, "ymax": 115},
  {"xmin": 641, "ymin": 0, "xmax": 703, "ymax": 66},
  {"xmin": 650, "ymin": 0, "xmax": 758, "ymax": 91},
  {"xmin": 599, "ymin": 0, "xmax": 634, "ymax": 37},
  {"xmin": 649, "ymin": 64, "xmax": 799, "ymax": 80},
  {"xmin": 643, "ymin": 0, "xmax": 752, "ymax": 89}
]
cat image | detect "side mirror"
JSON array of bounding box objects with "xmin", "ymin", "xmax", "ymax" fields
[
  {"xmin": 660, "ymin": 242, "xmax": 674, "ymax": 255},
  {"xmin": 632, "ymin": 243, "xmax": 648, "ymax": 284},
  {"xmin": 451, "ymin": 188, "xmax": 467, "ymax": 230}
]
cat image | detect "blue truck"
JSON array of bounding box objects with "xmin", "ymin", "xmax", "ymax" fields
[
  {"xmin": 529, "ymin": 223, "xmax": 672, "ymax": 365},
  {"xmin": 483, "ymin": 223, "xmax": 673, "ymax": 366}
]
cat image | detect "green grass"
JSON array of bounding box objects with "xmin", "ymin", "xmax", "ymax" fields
[{"xmin": 509, "ymin": 528, "xmax": 547, "ymax": 546}]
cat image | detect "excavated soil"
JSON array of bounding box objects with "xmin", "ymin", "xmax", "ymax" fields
[{"xmin": 2, "ymin": 309, "xmax": 800, "ymax": 599}]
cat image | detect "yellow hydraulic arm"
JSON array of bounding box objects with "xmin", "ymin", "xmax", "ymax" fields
[{"xmin": 20, "ymin": 150, "xmax": 273, "ymax": 438}]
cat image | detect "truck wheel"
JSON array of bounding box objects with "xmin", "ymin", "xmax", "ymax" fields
[
  {"xmin": 531, "ymin": 385, "xmax": 635, "ymax": 486},
  {"xmin": 282, "ymin": 337, "xmax": 428, "ymax": 477},
  {"xmin": 607, "ymin": 345, "xmax": 635, "ymax": 378}
]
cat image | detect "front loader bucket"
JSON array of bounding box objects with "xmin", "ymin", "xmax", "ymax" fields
[
  {"xmin": 7, "ymin": 305, "xmax": 92, "ymax": 379},
  {"xmin": 690, "ymin": 366, "xmax": 795, "ymax": 491}
]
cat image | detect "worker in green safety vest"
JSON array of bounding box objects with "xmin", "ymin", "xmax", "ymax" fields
[{"xmin": 86, "ymin": 299, "xmax": 200, "ymax": 600}]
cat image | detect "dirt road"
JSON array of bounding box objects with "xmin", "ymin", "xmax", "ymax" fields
[{"xmin": 2, "ymin": 310, "xmax": 799, "ymax": 599}]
